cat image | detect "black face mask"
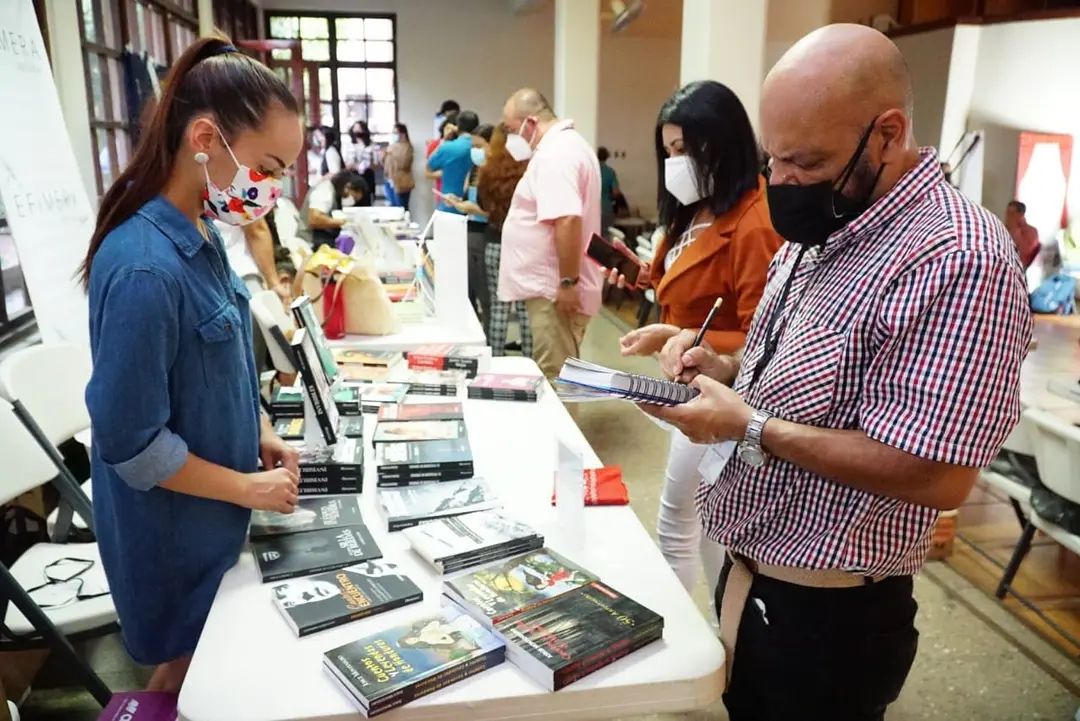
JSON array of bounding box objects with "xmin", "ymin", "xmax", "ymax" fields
[{"xmin": 766, "ymin": 118, "xmax": 886, "ymax": 246}]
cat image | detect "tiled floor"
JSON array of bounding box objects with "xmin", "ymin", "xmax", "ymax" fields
[{"xmin": 14, "ymin": 308, "xmax": 1080, "ymax": 721}]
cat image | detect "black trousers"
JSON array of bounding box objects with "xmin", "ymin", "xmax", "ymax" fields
[{"xmin": 716, "ymin": 561, "xmax": 919, "ymax": 721}]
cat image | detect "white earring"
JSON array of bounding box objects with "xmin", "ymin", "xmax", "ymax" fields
[{"xmin": 194, "ymin": 151, "xmax": 209, "ymax": 165}]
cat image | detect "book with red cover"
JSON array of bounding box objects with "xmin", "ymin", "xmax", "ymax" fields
[
  {"xmin": 467, "ymin": 373, "xmax": 543, "ymax": 402},
  {"xmin": 550, "ymin": 466, "xmax": 629, "ymax": 506},
  {"xmin": 406, "ymin": 344, "xmax": 484, "ymax": 377},
  {"xmin": 377, "ymin": 402, "xmax": 464, "ymax": 422}
]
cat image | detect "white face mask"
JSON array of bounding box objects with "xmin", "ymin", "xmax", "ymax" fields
[
  {"xmin": 505, "ymin": 118, "xmax": 535, "ymax": 162},
  {"xmin": 664, "ymin": 155, "xmax": 703, "ymax": 206}
]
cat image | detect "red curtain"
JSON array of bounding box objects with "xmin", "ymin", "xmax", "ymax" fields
[{"xmin": 1016, "ymin": 131, "xmax": 1072, "ymax": 231}]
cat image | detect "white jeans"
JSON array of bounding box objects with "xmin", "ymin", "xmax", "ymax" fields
[{"xmin": 657, "ymin": 429, "xmax": 725, "ymax": 631}]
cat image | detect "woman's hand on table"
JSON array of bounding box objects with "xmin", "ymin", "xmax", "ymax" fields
[
  {"xmin": 260, "ymin": 424, "xmax": 301, "ymax": 477},
  {"xmin": 619, "ymin": 323, "xmax": 681, "ymax": 357},
  {"xmin": 243, "ymin": 469, "xmax": 299, "ymax": 513}
]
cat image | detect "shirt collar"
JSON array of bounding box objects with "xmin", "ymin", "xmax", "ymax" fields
[
  {"xmin": 137, "ymin": 195, "xmax": 206, "ymax": 258},
  {"xmin": 824, "ymin": 147, "xmax": 944, "ymax": 253},
  {"xmin": 536, "ymin": 118, "xmax": 575, "ymax": 152}
]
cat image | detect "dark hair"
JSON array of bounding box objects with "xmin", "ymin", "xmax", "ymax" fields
[
  {"xmin": 597, "ymin": 146, "xmax": 610, "ymax": 163},
  {"xmin": 439, "ymin": 100, "xmax": 460, "ymax": 115},
  {"xmin": 81, "ymin": 37, "xmax": 299, "ymax": 287},
  {"xmin": 456, "ymin": 111, "xmax": 480, "ymax": 134},
  {"xmin": 475, "ymin": 124, "xmax": 494, "ymax": 143},
  {"xmin": 655, "ymin": 81, "xmax": 761, "ymax": 238},
  {"xmin": 332, "ymin": 169, "xmax": 367, "ymax": 199},
  {"xmin": 1008, "ymin": 200, "xmax": 1026, "ymax": 214},
  {"xmin": 438, "ymin": 111, "xmax": 459, "ymax": 138},
  {"xmin": 320, "ymin": 125, "xmax": 340, "ymax": 151},
  {"xmin": 393, "ymin": 123, "xmax": 409, "ymax": 141},
  {"xmin": 349, "ymin": 120, "xmax": 371, "ymax": 146}
]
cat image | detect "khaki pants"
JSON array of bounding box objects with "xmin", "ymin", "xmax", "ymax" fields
[{"xmin": 525, "ymin": 298, "xmax": 590, "ymax": 381}]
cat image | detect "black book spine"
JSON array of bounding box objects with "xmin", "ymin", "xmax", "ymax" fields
[
  {"xmin": 553, "ymin": 623, "xmax": 663, "ymax": 690},
  {"xmin": 263, "ymin": 552, "xmax": 384, "ymax": 583},
  {"xmin": 292, "ymin": 337, "xmax": 338, "ymax": 445},
  {"xmin": 297, "ymin": 477, "xmax": 360, "ymax": 496},
  {"xmin": 468, "ymin": 389, "xmax": 534, "ymax": 402},
  {"xmin": 366, "ymin": 647, "xmax": 505, "ymax": 716},
  {"xmin": 376, "ymin": 466, "xmax": 474, "ymax": 486},
  {"xmin": 298, "ymin": 591, "xmax": 423, "ymax": 637},
  {"xmin": 272, "ymin": 403, "xmax": 305, "ymax": 419},
  {"xmin": 444, "ymin": 357, "xmax": 479, "ymax": 377}
]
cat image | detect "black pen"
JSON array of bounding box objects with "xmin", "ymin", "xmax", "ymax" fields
[{"xmin": 690, "ymin": 297, "xmax": 723, "ymax": 349}]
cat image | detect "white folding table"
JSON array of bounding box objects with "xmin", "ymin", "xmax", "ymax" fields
[
  {"xmin": 178, "ymin": 357, "xmax": 725, "ymax": 721},
  {"xmin": 327, "ymin": 304, "xmax": 487, "ymax": 354}
]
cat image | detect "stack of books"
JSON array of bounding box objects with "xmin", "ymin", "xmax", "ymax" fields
[
  {"xmin": 467, "ymin": 373, "xmax": 544, "ymax": 402},
  {"xmin": 333, "ymin": 349, "xmax": 405, "ymax": 383},
  {"xmin": 250, "ymin": 495, "xmax": 364, "ymax": 539},
  {"xmin": 373, "ymin": 403, "xmax": 474, "ymax": 486},
  {"xmin": 273, "ymin": 415, "xmax": 363, "ymax": 442},
  {"xmin": 251, "ymin": 523, "xmax": 382, "ymax": 583},
  {"xmin": 444, "ymin": 549, "xmax": 663, "ymax": 691},
  {"xmin": 271, "ymin": 384, "xmax": 362, "ymax": 418},
  {"xmin": 387, "ymin": 368, "xmax": 465, "ymax": 397},
  {"xmin": 379, "ymin": 478, "xmax": 498, "ymax": 531},
  {"xmin": 404, "ymin": 510, "xmax": 543, "ymax": 573},
  {"xmin": 406, "ymin": 344, "xmax": 485, "ymax": 378},
  {"xmin": 377, "ymin": 402, "xmax": 463, "ymax": 423},
  {"xmin": 356, "ymin": 382, "xmax": 411, "ymax": 413},
  {"xmin": 323, "ymin": 602, "xmax": 505, "ymax": 717}
]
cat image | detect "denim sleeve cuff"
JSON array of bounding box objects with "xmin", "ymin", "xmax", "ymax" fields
[{"xmin": 110, "ymin": 427, "xmax": 189, "ymax": 491}]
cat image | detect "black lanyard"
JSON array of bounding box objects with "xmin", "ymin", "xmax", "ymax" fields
[{"xmin": 746, "ymin": 244, "xmax": 815, "ymax": 392}]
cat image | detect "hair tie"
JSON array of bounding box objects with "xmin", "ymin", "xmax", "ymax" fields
[{"xmin": 219, "ymin": 44, "xmax": 238, "ymax": 54}]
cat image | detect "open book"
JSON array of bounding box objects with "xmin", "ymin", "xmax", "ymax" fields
[{"xmin": 555, "ymin": 358, "xmax": 699, "ymax": 406}]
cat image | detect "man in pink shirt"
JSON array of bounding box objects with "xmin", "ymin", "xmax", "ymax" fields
[
  {"xmin": 498, "ymin": 88, "xmax": 603, "ymax": 381},
  {"xmin": 1005, "ymin": 200, "xmax": 1041, "ymax": 269}
]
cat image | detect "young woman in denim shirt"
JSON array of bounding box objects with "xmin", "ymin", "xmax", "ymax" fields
[{"xmin": 81, "ymin": 38, "xmax": 305, "ymax": 691}]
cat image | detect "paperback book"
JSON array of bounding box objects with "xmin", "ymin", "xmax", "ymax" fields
[
  {"xmin": 555, "ymin": 357, "xmax": 698, "ymax": 406},
  {"xmin": 291, "ymin": 296, "xmax": 339, "ymax": 385},
  {"xmin": 294, "ymin": 436, "xmax": 364, "ymax": 495},
  {"xmin": 375, "ymin": 437, "xmax": 474, "ymax": 486},
  {"xmin": 495, "ymin": 580, "xmax": 663, "ymax": 690},
  {"xmin": 388, "ymin": 368, "xmax": 465, "ymax": 396},
  {"xmin": 358, "ymin": 382, "xmax": 411, "ymax": 413},
  {"xmin": 271, "ymin": 384, "xmax": 363, "ymax": 418},
  {"xmin": 404, "ymin": 510, "xmax": 543, "ymax": 573},
  {"xmin": 406, "ymin": 344, "xmax": 485, "ymax": 377},
  {"xmin": 379, "ymin": 478, "xmax": 499, "ymax": 531},
  {"xmin": 333, "ymin": 348, "xmax": 403, "ymax": 369},
  {"xmin": 323, "ymin": 601, "xmax": 505, "ymax": 717},
  {"xmin": 273, "ymin": 415, "xmax": 363, "ymax": 442},
  {"xmin": 372, "ymin": 419, "xmax": 466, "ymax": 445},
  {"xmin": 250, "ymin": 495, "xmax": 363, "ymax": 539},
  {"xmin": 377, "ymin": 402, "xmax": 464, "ymax": 423},
  {"xmin": 291, "ymin": 328, "xmax": 341, "ymax": 445},
  {"xmin": 271, "ymin": 559, "xmax": 423, "ymax": 637},
  {"xmin": 467, "ymin": 374, "xmax": 544, "ymax": 402},
  {"xmin": 252, "ymin": 524, "xmax": 382, "ymax": 583}
]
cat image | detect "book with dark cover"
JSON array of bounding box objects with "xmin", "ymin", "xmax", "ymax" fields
[
  {"xmin": 271, "ymin": 560, "xmax": 423, "ymax": 637},
  {"xmin": 272, "ymin": 384, "xmax": 363, "ymax": 418},
  {"xmin": 291, "ymin": 328, "xmax": 340, "ymax": 445},
  {"xmin": 252, "ymin": 524, "xmax": 382, "ymax": 583},
  {"xmin": 373, "ymin": 420, "xmax": 466, "ymax": 445},
  {"xmin": 388, "ymin": 368, "xmax": 464, "ymax": 397},
  {"xmin": 358, "ymin": 382, "xmax": 411, "ymax": 413},
  {"xmin": 250, "ymin": 495, "xmax": 363, "ymax": 539},
  {"xmin": 377, "ymin": 402, "xmax": 464, "ymax": 423},
  {"xmin": 443, "ymin": 549, "xmax": 597, "ymax": 627},
  {"xmin": 379, "ymin": 478, "xmax": 499, "ymax": 531},
  {"xmin": 467, "ymin": 374, "xmax": 544, "ymax": 402},
  {"xmin": 495, "ymin": 581, "xmax": 663, "ymax": 691},
  {"xmin": 273, "ymin": 415, "xmax": 363, "ymax": 442},
  {"xmin": 406, "ymin": 344, "xmax": 484, "ymax": 377},
  {"xmin": 404, "ymin": 510, "xmax": 543, "ymax": 572},
  {"xmin": 295, "ymin": 437, "xmax": 364, "ymax": 495},
  {"xmin": 375, "ymin": 437, "xmax": 474, "ymax": 486},
  {"xmin": 291, "ymin": 296, "xmax": 339, "ymax": 385},
  {"xmin": 323, "ymin": 602, "xmax": 504, "ymax": 717}
]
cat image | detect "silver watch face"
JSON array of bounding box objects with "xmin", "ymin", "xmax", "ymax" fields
[{"xmin": 737, "ymin": 442, "xmax": 766, "ymax": 468}]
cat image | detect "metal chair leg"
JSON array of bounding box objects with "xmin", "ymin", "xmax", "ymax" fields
[
  {"xmin": 1009, "ymin": 497, "xmax": 1027, "ymax": 529},
  {"xmin": 996, "ymin": 520, "xmax": 1036, "ymax": 599},
  {"xmin": 0, "ymin": 563, "xmax": 112, "ymax": 706}
]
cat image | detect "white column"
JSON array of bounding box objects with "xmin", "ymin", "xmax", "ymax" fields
[
  {"xmin": 553, "ymin": 0, "xmax": 599, "ymax": 147},
  {"xmin": 680, "ymin": 0, "xmax": 768, "ymax": 130},
  {"xmin": 44, "ymin": 0, "xmax": 96, "ymax": 201},
  {"xmin": 198, "ymin": 0, "xmax": 214, "ymax": 37}
]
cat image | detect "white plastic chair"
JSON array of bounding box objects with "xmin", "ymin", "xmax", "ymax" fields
[
  {"xmin": 250, "ymin": 290, "xmax": 297, "ymax": 375},
  {"xmin": 0, "ymin": 398, "xmax": 114, "ymax": 706},
  {"xmin": 1025, "ymin": 408, "xmax": 1080, "ymax": 555},
  {"xmin": 0, "ymin": 343, "xmax": 94, "ymax": 536}
]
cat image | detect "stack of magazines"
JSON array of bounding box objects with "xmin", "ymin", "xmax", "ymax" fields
[
  {"xmin": 403, "ymin": 510, "xmax": 544, "ymax": 573},
  {"xmin": 555, "ymin": 357, "xmax": 698, "ymax": 406}
]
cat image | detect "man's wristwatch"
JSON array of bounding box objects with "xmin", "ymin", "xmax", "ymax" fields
[
  {"xmin": 737, "ymin": 409, "xmax": 774, "ymax": 468},
  {"xmin": 559, "ymin": 276, "xmax": 579, "ymax": 288}
]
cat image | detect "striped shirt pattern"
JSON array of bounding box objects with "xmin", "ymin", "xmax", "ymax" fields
[{"xmin": 696, "ymin": 150, "xmax": 1032, "ymax": 576}]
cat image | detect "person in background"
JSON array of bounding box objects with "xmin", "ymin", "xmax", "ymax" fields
[
  {"xmin": 609, "ymin": 80, "xmax": 782, "ymax": 630},
  {"xmin": 346, "ymin": 121, "xmax": 377, "ymax": 207},
  {"xmin": 383, "ymin": 122, "xmax": 415, "ymax": 210},
  {"xmin": 314, "ymin": 125, "xmax": 342, "ymax": 179},
  {"xmin": 647, "ymin": 26, "xmax": 1029, "ymax": 720},
  {"xmin": 428, "ymin": 110, "xmax": 478, "ymax": 213},
  {"xmin": 425, "ymin": 112, "xmax": 459, "ymax": 194},
  {"xmin": 499, "ymin": 88, "xmax": 602, "ymax": 381},
  {"xmin": 1005, "ymin": 199, "xmax": 1041, "ymax": 269},
  {"xmin": 80, "ymin": 37, "xmax": 302, "ymax": 691},
  {"xmin": 297, "ymin": 169, "xmax": 369, "ymax": 250},
  {"xmin": 433, "ymin": 99, "xmax": 460, "ymax": 139},
  {"xmin": 446, "ymin": 123, "xmax": 494, "ymax": 334},
  {"xmin": 597, "ymin": 146, "xmax": 622, "ymax": 236}
]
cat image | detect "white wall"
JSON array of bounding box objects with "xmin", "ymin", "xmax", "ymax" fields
[
  {"xmin": 259, "ymin": 0, "xmax": 555, "ymax": 222},
  {"xmin": 893, "ymin": 27, "xmax": 953, "ymax": 149},
  {"xmin": 966, "ymin": 17, "xmax": 1080, "ymax": 227}
]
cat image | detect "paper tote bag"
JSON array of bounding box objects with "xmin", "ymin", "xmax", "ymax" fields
[{"xmin": 301, "ymin": 246, "xmax": 401, "ymax": 336}]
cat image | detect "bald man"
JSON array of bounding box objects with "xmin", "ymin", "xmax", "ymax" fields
[
  {"xmin": 497, "ymin": 88, "xmax": 603, "ymax": 381},
  {"xmin": 645, "ymin": 25, "xmax": 1030, "ymax": 720}
]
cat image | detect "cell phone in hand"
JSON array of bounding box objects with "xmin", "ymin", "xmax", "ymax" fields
[{"xmin": 587, "ymin": 233, "xmax": 644, "ymax": 286}]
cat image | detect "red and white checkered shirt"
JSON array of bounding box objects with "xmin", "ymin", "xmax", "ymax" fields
[{"xmin": 696, "ymin": 150, "xmax": 1032, "ymax": 576}]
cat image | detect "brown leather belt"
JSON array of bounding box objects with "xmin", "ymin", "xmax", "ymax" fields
[{"xmin": 718, "ymin": 553, "xmax": 887, "ymax": 683}]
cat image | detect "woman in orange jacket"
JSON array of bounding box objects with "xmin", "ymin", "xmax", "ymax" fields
[{"xmin": 613, "ymin": 81, "xmax": 782, "ymax": 628}]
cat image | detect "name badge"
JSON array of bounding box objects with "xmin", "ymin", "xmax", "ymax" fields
[{"xmin": 698, "ymin": 441, "xmax": 736, "ymax": 485}]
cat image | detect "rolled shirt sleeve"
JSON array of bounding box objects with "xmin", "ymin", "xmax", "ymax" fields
[
  {"xmin": 85, "ymin": 267, "xmax": 188, "ymax": 490},
  {"xmin": 860, "ymin": 250, "xmax": 1031, "ymax": 468}
]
